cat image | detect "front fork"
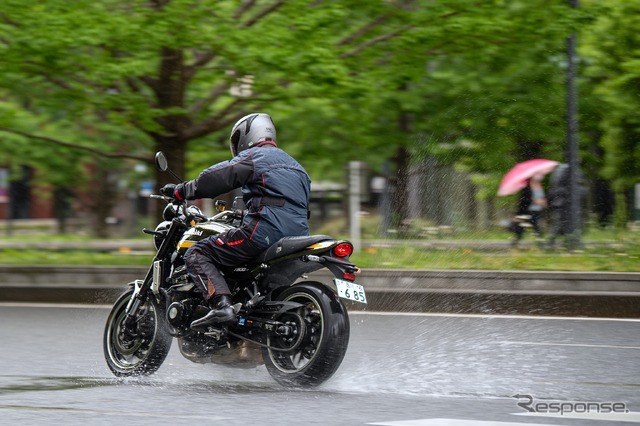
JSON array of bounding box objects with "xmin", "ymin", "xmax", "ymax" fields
[
  {"xmin": 122, "ymin": 217, "xmax": 185, "ymax": 331},
  {"xmin": 123, "ymin": 260, "xmax": 164, "ymax": 331}
]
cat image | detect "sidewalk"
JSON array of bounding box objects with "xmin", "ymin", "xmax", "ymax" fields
[
  {"xmin": 0, "ymin": 265, "xmax": 638, "ymax": 318},
  {"xmin": 1, "ymin": 234, "xmax": 638, "ymax": 317}
]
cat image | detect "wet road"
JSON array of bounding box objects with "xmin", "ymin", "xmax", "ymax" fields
[{"xmin": 1, "ymin": 303, "xmax": 639, "ymax": 425}]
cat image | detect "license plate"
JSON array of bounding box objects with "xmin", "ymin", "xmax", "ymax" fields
[{"xmin": 334, "ymin": 279, "xmax": 367, "ymax": 304}]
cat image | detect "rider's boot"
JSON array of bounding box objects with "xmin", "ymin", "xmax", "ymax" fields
[{"xmin": 191, "ymin": 295, "xmax": 236, "ymax": 329}]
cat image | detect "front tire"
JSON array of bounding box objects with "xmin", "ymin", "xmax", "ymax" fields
[
  {"xmin": 263, "ymin": 282, "xmax": 350, "ymax": 387},
  {"xmin": 103, "ymin": 288, "xmax": 173, "ymax": 377}
]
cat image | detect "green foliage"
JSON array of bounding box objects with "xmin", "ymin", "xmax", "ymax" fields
[
  {"xmin": 576, "ymin": 0, "xmax": 640, "ymax": 225},
  {"xmin": 0, "ymin": 248, "xmax": 151, "ymax": 266},
  {"xmin": 0, "ymin": 100, "xmax": 84, "ymax": 186},
  {"xmin": 581, "ymin": 0, "xmax": 640, "ymax": 189},
  {"xmin": 350, "ymin": 244, "xmax": 640, "ymax": 272},
  {"xmin": 2, "ymin": 235, "xmax": 639, "ymax": 271},
  {"xmin": 0, "ymin": 0, "xmax": 635, "ymax": 227}
]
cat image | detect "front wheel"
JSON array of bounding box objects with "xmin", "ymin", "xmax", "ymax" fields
[
  {"xmin": 263, "ymin": 282, "xmax": 350, "ymax": 387},
  {"xmin": 103, "ymin": 288, "xmax": 173, "ymax": 377}
]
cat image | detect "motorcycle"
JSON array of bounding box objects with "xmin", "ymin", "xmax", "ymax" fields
[{"xmin": 103, "ymin": 152, "xmax": 366, "ymax": 387}]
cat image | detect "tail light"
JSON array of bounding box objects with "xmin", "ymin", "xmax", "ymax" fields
[
  {"xmin": 343, "ymin": 272, "xmax": 357, "ymax": 281},
  {"xmin": 333, "ymin": 242, "xmax": 353, "ymax": 258}
]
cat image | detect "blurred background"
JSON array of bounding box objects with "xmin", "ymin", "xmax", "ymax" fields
[{"xmin": 0, "ymin": 0, "xmax": 638, "ymax": 269}]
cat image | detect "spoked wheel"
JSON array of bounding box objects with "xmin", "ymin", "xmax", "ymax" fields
[
  {"xmin": 263, "ymin": 282, "xmax": 350, "ymax": 387},
  {"xmin": 103, "ymin": 288, "xmax": 172, "ymax": 377}
]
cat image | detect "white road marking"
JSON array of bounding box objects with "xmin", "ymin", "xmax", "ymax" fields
[
  {"xmin": 368, "ymin": 419, "xmax": 565, "ymax": 426},
  {"xmin": 501, "ymin": 341, "xmax": 640, "ymax": 350},
  {"xmin": 514, "ymin": 411, "xmax": 640, "ymax": 423},
  {"xmin": 349, "ymin": 310, "xmax": 640, "ymax": 323},
  {"xmin": 369, "ymin": 413, "xmax": 640, "ymax": 426}
]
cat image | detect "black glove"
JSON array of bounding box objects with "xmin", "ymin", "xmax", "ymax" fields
[{"xmin": 160, "ymin": 183, "xmax": 186, "ymax": 201}]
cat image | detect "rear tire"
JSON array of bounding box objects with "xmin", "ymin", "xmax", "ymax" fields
[
  {"xmin": 262, "ymin": 282, "xmax": 350, "ymax": 387},
  {"xmin": 103, "ymin": 288, "xmax": 172, "ymax": 377}
]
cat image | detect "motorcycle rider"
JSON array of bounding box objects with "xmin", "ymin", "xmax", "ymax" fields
[{"xmin": 161, "ymin": 113, "xmax": 311, "ymax": 329}]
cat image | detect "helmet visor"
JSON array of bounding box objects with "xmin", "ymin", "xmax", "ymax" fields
[{"xmin": 230, "ymin": 129, "xmax": 241, "ymax": 156}]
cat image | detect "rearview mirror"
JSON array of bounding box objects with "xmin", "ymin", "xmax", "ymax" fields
[
  {"xmin": 155, "ymin": 151, "xmax": 168, "ymax": 171},
  {"xmin": 154, "ymin": 151, "xmax": 184, "ymax": 183}
]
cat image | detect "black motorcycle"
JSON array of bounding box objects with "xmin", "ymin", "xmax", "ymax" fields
[{"xmin": 103, "ymin": 152, "xmax": 366, "ymax": 387}]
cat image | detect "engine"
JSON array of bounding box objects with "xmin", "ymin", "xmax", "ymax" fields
[{"xmin": 166, "ymin": 301, "xmax": 189, "ymax": 329}]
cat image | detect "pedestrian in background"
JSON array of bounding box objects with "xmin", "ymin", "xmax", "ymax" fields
[
  {"xmin": 547, "ymin": 163, "xmax": 587, "ymax": 249},
  {"xmin": 511, "ymin": 174, "xmax": 547, "ymax": 247}
]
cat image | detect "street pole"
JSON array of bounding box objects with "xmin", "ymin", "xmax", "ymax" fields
[
  {"xmin": 566, "ymin": 0, "xmax": 581, "ymax": 249},
  {"xmin": 349, "ymin": 161, "xmax": 362, "ymax": 252},
  {"xmin": 5, "ymin": 194, "xmax": 12, "ymax": 236}
]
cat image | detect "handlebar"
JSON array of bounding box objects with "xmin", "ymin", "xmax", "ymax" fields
[
  {"xmin": 189, "ymin": 212, "xmax": 209, "ymax": 222},
  {"xmin": 150, "ymin": 194, "xmax": 173, "ymax": 202},
  {"xmin": 150, "ymin": 192, "xmax": 243, "ymax": 225}
]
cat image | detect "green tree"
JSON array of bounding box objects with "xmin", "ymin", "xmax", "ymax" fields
[
  {"xmin": 581, "ymin": 0, "xmax": 640, "ymax": 226},
  {"xmin": 0, "ymin": 0, "xmax": 585, "ymax": 229},
  {"xmin": 325, "ymin": 0, "xmax": 577, "ymax": 223}
]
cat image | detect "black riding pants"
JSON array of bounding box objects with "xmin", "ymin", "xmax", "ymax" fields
[{"xmin": 184, "ymin": 230, "xmax": 265, "ymax": 301}]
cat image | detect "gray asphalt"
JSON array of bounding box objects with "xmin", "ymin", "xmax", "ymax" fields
[{"xmin": 1, "ymin": 304, "xmax": 639, "ymax": 425}]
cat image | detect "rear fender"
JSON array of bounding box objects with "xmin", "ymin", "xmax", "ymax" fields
[
  {"xmin": 269, "ymin": 280, "xmax": 340, "ymax": 307},
  {"xmin": 305, "ymin": 239, "xmax": 359, "ymax": 278},
  {"xmin": 321, "ymin": 257, "xmax": 359, "ymax": 280}
]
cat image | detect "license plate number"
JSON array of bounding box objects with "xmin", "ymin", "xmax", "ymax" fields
[{"xmin": 334, "ymin": 279, "xmax": 367, "ymax": 304}]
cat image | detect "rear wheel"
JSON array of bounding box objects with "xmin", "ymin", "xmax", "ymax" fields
[
  {"xmin": 103, "ymin": 288, "xmax": 172, "ymax": 377},
  {"xmin": 263, "ymin": 282, "xmax": 350, "ymax": 387}
]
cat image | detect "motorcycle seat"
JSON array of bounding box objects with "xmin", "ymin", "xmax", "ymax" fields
[{"xmin": 255, "ymin": 235, "xmax": 333, "ymax": 263}]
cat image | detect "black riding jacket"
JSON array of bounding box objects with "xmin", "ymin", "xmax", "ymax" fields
[{"xmin": 180, "ymin": 142, "xmax": 310, "ymax": 248}]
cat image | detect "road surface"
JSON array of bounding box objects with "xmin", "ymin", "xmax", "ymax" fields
[{"xmin": 1, "ymin": 303, "xmax": 638, "ymax": 425}]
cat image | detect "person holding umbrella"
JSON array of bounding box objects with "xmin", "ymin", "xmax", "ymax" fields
[
  {"xmin": 511, "ymin": 174, "xmax": 547, "ymax": 246},
  {"xmin": 497, "ymin": 159, "xmax": 557, "ymax": 248}
]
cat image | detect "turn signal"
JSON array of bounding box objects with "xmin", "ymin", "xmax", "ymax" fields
[{"xmin": 333, "ymin": 242, "xmax": 353, "ymax": 258}]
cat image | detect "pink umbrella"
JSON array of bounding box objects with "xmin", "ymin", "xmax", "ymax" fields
[{"xmin": 497, "ymin": 159, "xmax": 559, "ymax": 196}]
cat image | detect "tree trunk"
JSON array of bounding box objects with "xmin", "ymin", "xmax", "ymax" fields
[
  {"xmin": 393, "ymin": 145, "xmax": 410, "ymax": 228},
  {"xmin": 53, "ymin": 186, "xmax": 72, "ymax": 234},
  {"xmin": 154, "ymin": 136, "xmax": 187, "ymax": 187},
  {"xmin": 151, "ymin": 135, "xmax": 188, "ymax": 221},
  {"xmin": 91, "ymin": 162, "xmax": 118, "ymax": 238},
  {"xmin": 392, "ymin": 110, "xmax": 412, "ymax": 227},
  {"xmin": 613, "ymin": 187, "xmax": 628, "ymax": 231}
]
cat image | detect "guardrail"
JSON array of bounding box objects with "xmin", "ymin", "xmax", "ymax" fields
[{"xmin": 0, "ymin": 266, "xmax": 638, "ymax": 317}]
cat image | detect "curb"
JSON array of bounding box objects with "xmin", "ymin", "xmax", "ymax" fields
[{"xmin": 0, "ymin": 266, "xmax": 638, "ymax": 318}]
